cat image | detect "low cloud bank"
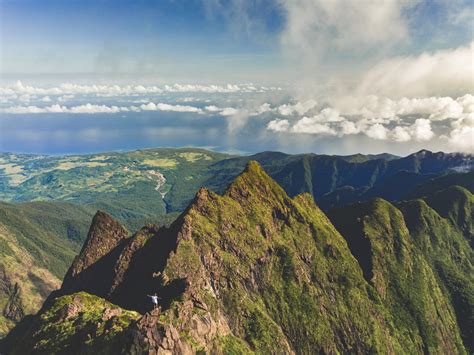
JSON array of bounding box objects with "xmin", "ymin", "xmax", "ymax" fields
[
  {"xmin": 0, "ymin": 82, "xmax": 281, "ymax": 100},
  {"xmin": 2, "ymin": 89, "xmax": 472, "ymax": 153},
  {"xmin": 265, "ymin": 94, "xmax": 474, "ymax": 153}
]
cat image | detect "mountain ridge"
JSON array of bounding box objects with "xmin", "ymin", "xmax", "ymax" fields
[
  {"xmin": 1, "ymin": 148, "xmax": 473, "ymax": 345},
  {"xmin": 2, "ymin": 161, "xmax": 472, "ymax": 354}
]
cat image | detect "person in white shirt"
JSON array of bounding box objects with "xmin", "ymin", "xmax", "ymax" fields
[{"xmin": 147, "ymin": 293, "xmax": 160, "ymax": 310}]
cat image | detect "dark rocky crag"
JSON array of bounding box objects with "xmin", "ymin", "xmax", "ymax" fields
[
  {"xmin": 61, "ymin": 211, "xmax": 130, "ymax": 296},
  {"xmin": 2, "ymin": 161, "xmax": 472, "ymax": 354}
]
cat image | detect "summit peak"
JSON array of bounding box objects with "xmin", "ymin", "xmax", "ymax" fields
[{"xmin": 224, "ymin": 160, "xmax": 288, "ymax": 202}]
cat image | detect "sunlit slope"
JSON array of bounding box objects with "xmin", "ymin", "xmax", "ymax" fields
[
  {"xmin": 0, "ymin": 201, "xmax": 93, "ymax": 336},
  {"xmin": 0, "ymin": 148, "xmax": 232, "ymax": 215}
]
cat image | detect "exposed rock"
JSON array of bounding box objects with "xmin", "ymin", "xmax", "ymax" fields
[
  {"xmin": 0, "ymin": 266, "xmax": 25, "ymax": 324},
  {"xmin": 3, "ymin": 283, "xmax": 24, "ymax": 323},
  {"xmin": 56, "ymin": 302, "xmax": 82, "ymax": 321},
  {"xmin": 129, "ymin": 309, "xmax": 193, "ymax": 355},
  {"xmin": 61, "ymin": 211, "xmax": 129, "ymax": 295},
  {"xmin": 102, "ymin": 306, "xmax": 122, "ymax": 321}
]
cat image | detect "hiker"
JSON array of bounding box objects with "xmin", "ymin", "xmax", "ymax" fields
[{"xmin": 147, "ymin": 293, "xmax": 160, "ymax": 310}]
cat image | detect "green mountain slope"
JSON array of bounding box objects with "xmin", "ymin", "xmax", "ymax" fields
[
  {"xmin": 329, "ymin": 183, "xmax": 474, "ymax": 353},
  {"xmin": 423, "ymin": 186, "xmax": 473, "ymax": 244},
  {"xmin": 317, "ymin": 171, "xmax": 433, "ymax": 210},
  {"xmin": 319, "ymin": 170, "xmax": 474, "ymax": 211},
  {"xmin": 1, "ymin": 292, "xmax": 140, "ymax": 353},
  {"xmin": 0, "ymin": 148, "xmax": 232, "ymax": 218},
  {"xmin": 0, "ymin": 202, "xmax": 94, "ymax": 336},
  {"xmin": 397, "ymin": 198, "xmax": 474, "ymax": 350},
  {"xmin": 2, "ymin": 162, "xmax": 470, "ymax": 354},
  {"xmin": 0, "ymin": 148, "xmax": 472, "ymax": 348},
  {"xmin": 340, "ymin": 153, "xmax": 400, "ymax": 163},
  {"xmin": 329, "ymin": 199, "xmax": 468, "ymax": 353},
  {"xmin": 407, "ymin": 171, "xmax": 474, "ymax": 198}
]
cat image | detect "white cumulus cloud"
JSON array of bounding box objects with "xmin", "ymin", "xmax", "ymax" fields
[
  {"xmin": 409, "ymin": 118, "xmax": 435, "ymax": 141},
  {"xmin": 391, "ymin": 126, "xmax": 412, "ymax": 142},
  {"xmin": 445, "ymin": 114, "xmax": 474, "ymax": 153},
  {"xmin": 139, "ymin": 102, "xmax": 203, "ymax": 113},
  {"xmin": 365, "ymin": 124, "xmax": 389, "ymax": 140},
  {"xmin": 339, "ymin": 120, "xmax": 360, "ymax": 135},
  {"xmin": 281, "ymin": 0, "xmax": 410, "ymax": 59},
  {"xmin": 277, "ymin": 99, "xmax": 318, "ymax": 116},
  {"xmin": 356, "ymin": 42, "xmax": 474, "ymax": 98},
  {"xmin": 267, "ymin": 119, "xmax": 290, "ymax": 132},
  {"xmin": 3, "ymin": 103, "xmax": 131, "ymax": 114},
  {"xmin": 0, "ymin": 82, "xmax": 280, "ymax": 102}
]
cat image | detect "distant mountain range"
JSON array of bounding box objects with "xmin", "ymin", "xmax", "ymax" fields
[
  {"xmin": 205, "ymin": 149, "xmax": 473, "ymax": 209},
  {"xmin": 0, "ymin": 148, "xmax": 472, "ymax": 345},
  {"xmin": 1, "ymin": 161, "xmax": 472, "ymax": 353},
  {"xmin": 1, "ymin": 148, "xmax": 472, "ymax": 219}
]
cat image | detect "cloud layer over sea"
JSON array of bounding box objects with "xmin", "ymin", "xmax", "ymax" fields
[{"xmin": 0, "ymin": 81, "xmax": 472, "ymax": 155}]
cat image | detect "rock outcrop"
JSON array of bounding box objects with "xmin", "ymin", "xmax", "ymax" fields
[{"xmin": 61, "ymin": 211, "xmax": 129, "ymax": 295}]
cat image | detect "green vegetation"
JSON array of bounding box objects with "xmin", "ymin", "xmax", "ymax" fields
[
  {"xmin": 218, "ymin": 335, "xmax": 254, "ymax": 354},
  {"xmin": 3, "ymin": 161, "xmax": 405, "ymax": 352},
  {"xmin": 0, "ymin": 148, "xmax": 232, "ymax": 223},
  {"xmin": 424, "ymin": 185, "xmax": 473, "ymax": 244},
  {"xmin": 1, "ymin": 149, "xmax": 471, "ymax": 220},
  {"xmin": 0, "ymin": 201, "xmax": 94, "ymax": 337},
  {"xmin": 0, "ymin": 149, "xmax": 473, "ymax": 352},
  {"xmin": 407, "ymin": 171, "xmax": 474, "ymax": 199},
  {"xmin": 206, "ymin": 150, "xmax": 473, "ymax": 210},
  {"xmin": 329, "ymin": 189, "xmax": 474, "ymax": 353},
  {"xmin": 0, "ymin": 201, "xmax": 93, "ymax": 277},
  {"xmin": 5, "ymin": 292, "xmax": 140, "ymax": 355},
  {"xmin": 397, "ymin": 190, "xmax": 474, "ymax": 351}
]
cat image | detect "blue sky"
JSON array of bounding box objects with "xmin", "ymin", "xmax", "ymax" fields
[
  {"xmin": 1, "ymin": 0, "xmax": 285, "ymax": 83},
  {"xmin": 0, "ymin": 0, "xmax": 473, "ymax": 155},
  {"xmin": 2, "ymin": 0, "xmax": 470, "ymax": 82}
]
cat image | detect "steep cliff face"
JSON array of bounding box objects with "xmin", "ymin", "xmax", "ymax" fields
[
  {"xmin": 329, "ymin": 199, "xmax": 466, "ymax": 354},
  {"xmin": 61, "ymin": 211, "xmax": 129, "ymax": 296},
  {"xmin": 2, "ymin": 161, "xmax": 471, "ymax": 354},
  {"xmin": 151, "ymin": 161, "xmax": 402, "ymax": 354},
  {"xmin": 423, "ymin": 185, "xmax": 473, "ymax": 245},
  {"xmin": 206, "ymin": 150, "xmax": 473, "ymax": 208},
  {"xmin": 397, "ymin": 197, "xmax": 474, "ymax": 352}
]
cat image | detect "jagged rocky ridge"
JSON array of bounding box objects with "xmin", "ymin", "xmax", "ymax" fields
[
  {"xmin": 0, "ymin": 149, "xmax": 472, "ymax": 337},
  {"xmin": 2, "ymin": 161, "xmax": 472, "ymax": 354}
]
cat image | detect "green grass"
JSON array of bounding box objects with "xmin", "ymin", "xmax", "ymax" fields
[{"xmin": 7, "ymin": 292, "xmax": 140, "ymax": 355}]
